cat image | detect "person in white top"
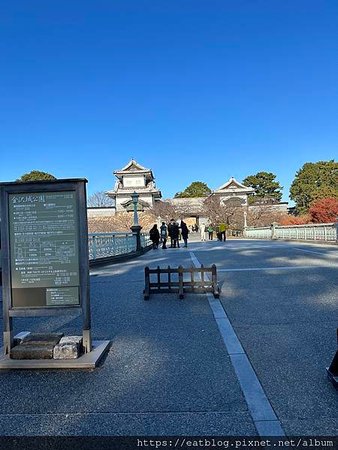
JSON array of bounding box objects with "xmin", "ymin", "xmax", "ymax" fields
[{"xmin": 200, "ymin": 223, "xmax": 206, "ymax": 241}]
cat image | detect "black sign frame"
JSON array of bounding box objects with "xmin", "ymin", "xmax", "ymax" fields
[{"xmin": 0, "ymin": 179, "xmax": 91, "ymax": 354}]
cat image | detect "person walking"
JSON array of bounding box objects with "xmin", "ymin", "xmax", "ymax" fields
[
  {"xmin": 149, "ymin": 224, "xmax": 160, "ymax": 249},
  {"xmin": 207, "ymin": 224, "xmax": 214, "ymax": 240},
  {"xmin": 200, "ymin": 223, "xmax": 206, "ymax": 241},
  {"xmin": 219, "ymin": 222, "xmax": 227, "ymax": 241},
  {"xmin": 160, "ymin": 222, "xmax": 168, "ymax": 249},
  {"xmin": 180, "ymin": 220, "xmax": 189, "ymax": 248}
]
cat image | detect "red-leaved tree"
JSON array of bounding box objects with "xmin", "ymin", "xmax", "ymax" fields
[
  {"xmin": 309, "ymin": 197, "xmax": 338, "ymax": 223},
  {"xmin": 278, "ymin": 214, "xmax": 311, "ymax": 225}
]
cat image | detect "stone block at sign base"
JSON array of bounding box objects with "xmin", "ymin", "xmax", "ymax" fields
[
  {"xmin": 13, "ymin": 331, "xmax": 31, "ymax": 346},
  {"xmin": 59, "ymin": 336, "xmax": 83, "ymax": 347},
  {"xmin": 22, "ymin": 333, "xmax": 64, "ymax": 346},
  {"xmin": 54, "ymin": 336, "xmax": 83, "ymax": 360},
  {"xmin": 10, "ymin": 344, "xmax": 54, "ymax": 360},
  {"xmin": 53, "ymin": 343, "xmax": 80, "ymax": 360}
]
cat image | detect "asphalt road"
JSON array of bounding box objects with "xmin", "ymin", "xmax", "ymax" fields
[
  {"xmin": 0, "ymin": 239, "xmax": 336, "ymax": 439},
  {"xmin": 192, "ymin": 239, "xmax": 338, "ymax": 436}
]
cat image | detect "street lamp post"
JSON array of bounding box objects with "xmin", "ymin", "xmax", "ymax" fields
[
  {"xmin": 131, "ymin": 191, "xmax": 139, "ymax": 226},
  {"xmin": 243, "ymin": 211, "xmax": 247, "ymax": 237},
  {"xmin": 130, "ymin": 191, "xmax": 142, "ymax": 251}
]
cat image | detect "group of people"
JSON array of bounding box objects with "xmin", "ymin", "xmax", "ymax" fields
[
  {"xmin": 150, "ymin": 220, "xmax": 228, "ymax": 249},
  {"xmin": 149, "ymin": 219, "xmax": 190, "ymax": 250},
  {"xmin": 199, "ymin": 222, "xmax": 227, "ymax": 241}
]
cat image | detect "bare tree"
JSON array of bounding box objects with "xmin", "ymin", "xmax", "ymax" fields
[
  {"xmin": 87, "ymin": 191, "xmax": 115, "ymax": 207},
  {"xmin": 172, "ymin": 199, "xmax": 204, "ymax": 219},
  {"xmin": 88, "ymin": 210, "xmax": 163, "ymax": 233},
  {"xmin": 246, "ymin": 204, "xmax": 284, "ymax": 227},
  {"xmin": 151, "ymin": 200, "xmax": 178, "ymax": 222},
  {"xmin": 203, "ymin": 196, "xmax": 245, "ymax": 229}
]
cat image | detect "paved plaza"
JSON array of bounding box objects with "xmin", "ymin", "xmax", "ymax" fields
[{"xmin": 0, "ymin": 239, "xmax": 337, "ymax": 438}]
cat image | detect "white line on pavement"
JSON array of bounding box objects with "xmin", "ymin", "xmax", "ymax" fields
[
  {"xmin": 218, "ymin": 265, "xmax": 320, "ymax": 272},
  {"xmin": 294, "ymin": 248, "xmax": 338, "ymax": 257},
  {"xmin": 189, "ymin": 251, "xmax": 285, "ymax": 438}
]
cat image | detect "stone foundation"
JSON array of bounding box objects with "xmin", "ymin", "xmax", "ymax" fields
[
  {"xmin": 53, "ymin": 336, "xmax": 83, "ymax": 360},
  {"xmin": 11, "ymin": 333, "xmax": 84, "ymax": 360}
]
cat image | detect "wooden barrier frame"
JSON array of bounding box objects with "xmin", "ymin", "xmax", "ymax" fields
[{"xmin": 144, "ymin": 264, "xmax": 220, "ymax": 300}]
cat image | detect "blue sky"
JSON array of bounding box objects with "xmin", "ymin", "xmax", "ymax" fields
[{"xmin": 1, "ymin": 1, "xmax": 337, "ymax": 203}]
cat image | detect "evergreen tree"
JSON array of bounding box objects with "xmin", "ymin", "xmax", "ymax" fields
[
  {"xmin": 243, "ymin": 172, "xmax": 282, "ymax": 204},
  {"xmin": 290, "ymin": 160, "xmax": 338, "ymax": 214},
  {"xmin": 174, "ymin": 181, "xmax": 211, "ymax": 198},
  {"xmin": 17, "ymin": 170, "xmax": 56, "ymax": 182}
]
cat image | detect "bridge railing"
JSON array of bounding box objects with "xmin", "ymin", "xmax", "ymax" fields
[
  {"xmin": 88, "ymin": 232, "xmax": 151, "ymax": 260},
  {"xmin": 243, "ymin": 226, "xmax": 272, "ymax": 240},
  {"xmin": 244, "ymin": 222, "xmax": 338, "ymax": 243},
  {"xmin": 140, "ymin": 233, "xmax": 152, "ymax": 248}
]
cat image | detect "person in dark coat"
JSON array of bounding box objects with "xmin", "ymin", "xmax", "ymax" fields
[
  {"xmin": 160, "ymin": 222, "xmax": 168, "ymax": 249},
  {"xmin": 149, "ymin": 224, "xmax": 160, "ymax": 249},
  {"xmin": 180, "ymin": 220, "xmax": 189, "ymax": 248},
  {"xmin": 168, "ymin": 219, "xmax": 174, "ymax": 247},
  {"xmin": 170, "ymin": 221, "xmax": 180, "ymax": 248},
  {"xmin": 168, "ymin": 219, "xmax": 180, "ymax": 248}
]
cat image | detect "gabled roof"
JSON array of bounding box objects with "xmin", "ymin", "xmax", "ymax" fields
[
  {"xmin": 115, "ymin": 159, "xmax": 149, "ymax": 173},
  {"xmin": 120, "ymin": 198, "xmax": 151, "ymax": 211},
  {"xmin": 215, "ymin": 177, "xmax": 254, "ymax": 193},
  {"xmin": 114, "ymin": 159, "xmax": 155, "ymax": 182}
]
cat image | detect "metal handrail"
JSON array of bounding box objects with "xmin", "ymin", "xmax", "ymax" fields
[
  {"xmin": 244, "ymin": 222, "xmax": 337, "ymax": 242},
  {"xmin": 88, "ymin": 232, "xmax": 151, "ymax": 260}
]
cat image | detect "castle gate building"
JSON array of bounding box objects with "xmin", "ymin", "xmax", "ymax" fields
[
  {"xmin": 212, "ymin": 177, "xmax": 255, "ymax": 206},
  {"xmin": 106, "ymin": 160, "xmax": 162, "ymax": 212}
]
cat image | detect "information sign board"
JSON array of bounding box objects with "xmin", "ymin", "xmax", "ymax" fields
[
  {"xmin": 0, "ymin": 179, "xmax": 93, "ymax": 358},
  {"xmin": 0, "ymin": 179, "xmax": 112, "ymax": 364},
  {"xmin": 8, "ymin": 191, "xmax": 80, "ymax": 308}
]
